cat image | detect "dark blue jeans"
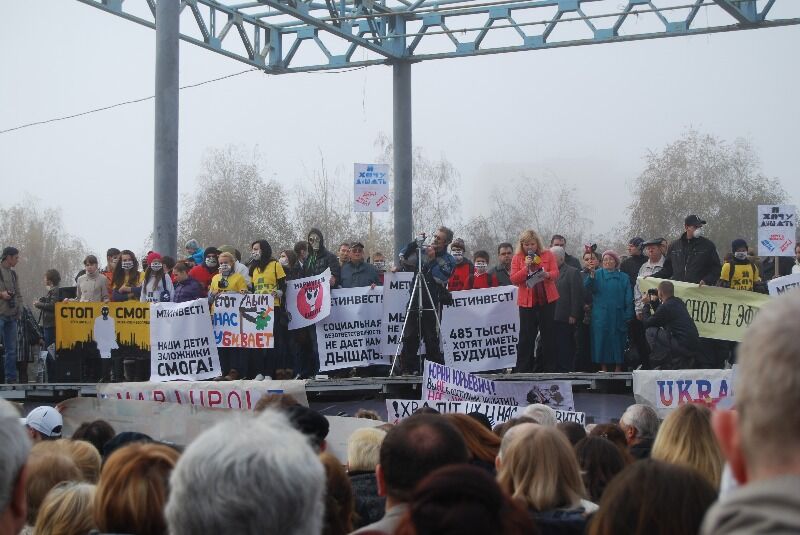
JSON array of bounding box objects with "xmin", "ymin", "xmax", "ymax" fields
[{"xmin": 1, "ymin": 315, "xmax": 18, "ymax": 382}]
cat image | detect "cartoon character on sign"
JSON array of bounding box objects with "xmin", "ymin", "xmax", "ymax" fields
[
  {"xmin": 297, "ymin": 281, "xmax": 324, "ymax": 320},
  {"xmin": 93, "ymin": 306, "xmax": 119, "ymax": 359}
]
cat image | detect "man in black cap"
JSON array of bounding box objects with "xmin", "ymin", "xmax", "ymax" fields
[
  {"xmin": 0, "ymin": 247, "xmax": 22, "ymax": 384},
  {"xmin": 652, "ymin": 215, "xmax": 721, "ymax": 286},
  {"xmin": 341, "ymin": 242, "xmax": 380, "ymax": 288},
  {"xmin": 620, "ymin": 237, "xmax": 647, "ymax": 288}
]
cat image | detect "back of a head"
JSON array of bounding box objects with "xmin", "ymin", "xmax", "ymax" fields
[
  {"xmin": 588, "ymin": 459, "xmax": 717, "ymax": 535},
  {"xmin": 575, "ymin": 437, "xmax": 627, "ymax": 503},
  {"xmin": 497, "ymin": 425, "xmax": 586, "ymax": 512},
  {"xmin": 347, "ymin": 427, "xmax": 386, "ymax": 472},
  {"xmin": 71, "ymin": 420, "xmax": 115, "ymax": 455},
  {"xmin": 25, "ymin": 446, "xmax": 82, "ymax": 525},
  {"xmin": 444, "ymin": 414, "xmax": 501, "ymax": 464},
  {"xmin": 557, "ymin": 422, "xmax": 587, "ymax": 446},
  {"xmin": 33, "ymin": 481, "xmax": 96, "ymax": 535},
  {"xmin": 620, "ymin": 404, "xmax": 660, "ymax": 441},
  {"xmin": 0, "ymin": 416, "xmax": 31, "ymax": 519},
  {"xmin": 498, "ymin": 423, "xmax": 539, "ymax": 462},
  {"xmin": 319, "ymin": 452, "xmax": 355, "ymax": 535},
  {"xmin": 56, "ymin": 439, "xmax": 102, "ymax": 484},
  {"xmin": 379, "ymin": 415, "xmax": 469, "ymax": 502},
  {"xmin": 395, "ymin": 464, "xmax": 534, "ymax": 535},
  {"xmin": 165, "ymin": 411, "xmax": 325, "ymax": 535},
  {"xmin": 285, "ymin": 405, "xmax": 330, "ymax": 452},
  {"xmin": 589, "ymin": 424, "xmax": 633, "ymax": 464},
  {"xmin": 521, "ymin": 404, "xmax": 557, "ymax": 427},
  {"xmin": 253, "ymin": 393, "xmax": 300, "ymax": 413},
  {"xmin": 736, "ymin": 292, "xmax": 800, "ymax": 472},
  {"xmin": 94, "ymin": 442, "xmax": 179, "ymax": 535},
  {"xmin": 651, "ymin": 403, "xmax": 723, "ymax": 488}
]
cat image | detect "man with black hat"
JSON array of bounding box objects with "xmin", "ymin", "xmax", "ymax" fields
[
  {"xmin": 620, "ymin": 237, "xmax": 647, "ymax": 288},
  {"xmin": 0, "ymin": 246, "xmax": 22, "ymax": 384},
  {"xmin": 652, "ymin": 215, "xmax": 721, "ymax": 286},
  {"xmin": 341, "ymin": 242, "xmax": 380, "ymax": 288}
]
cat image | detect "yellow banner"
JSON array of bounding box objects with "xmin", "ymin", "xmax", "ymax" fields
[
  {"xmin": 637, "ymin": 278, "xmax": 771, "ymax": 342},
  {"xmin": 55, "ymin": 302, "xmax": 151, "ymax": 352}
]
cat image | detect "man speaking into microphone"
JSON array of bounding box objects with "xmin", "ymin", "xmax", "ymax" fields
[{"xmin": 395, "ymin": 226, "xmax": 456, "ymax": 375}]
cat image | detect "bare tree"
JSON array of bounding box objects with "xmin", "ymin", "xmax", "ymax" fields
[
  {"xmin": 179, "ymin": 146, "xmax": 294, "ymax": 255},
  {"xmin": 0, "ymin": 198, "xmax": 86, "ymax": 307},
  {"xmin": 626, "ymin": 130, "xmax": 788, "ymax": 252}
]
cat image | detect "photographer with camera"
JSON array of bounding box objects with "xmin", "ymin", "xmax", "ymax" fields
[
  {"xmin": 1, "ymin": 246, "xmax": 22, "ymax": 383},
  {"xmin": 396, "ymin": 226, "xmax": 456, "ymax": 374},
  {"xmin": 641, "ymin": 280, "xmax": 699, "ymax": 370}
]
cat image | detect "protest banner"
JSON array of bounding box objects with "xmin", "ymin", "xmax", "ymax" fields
[
  {"xmin": 637, "ymin": 278, "xmax": 770, "ymax": 342},
  {"xmin": 285, "ymin": 269, "xmax": 332, "ymax": 330},
  {"xmin": 353, "ymin": 163, "xmax": 390, "ymax": 213},
  {"xmin": 385, "ymin": 399, "xmax": 585, "ymax": 427},
  {"xmin": 632, "ymin": 369, "xmax": 734, "ymax": 417},
  {"xmin": 380, "ymin": 271, "xmax": 424, "ymax": 356},
  {"xmin": 55, "ymin": 301, "xmax": 150, "ymax": 357},
  {"xmin": 757, "ymin": 204, "xmax": 796, "ymax": 257},
  {"xmin": 97, "ymin": 379, "xmax": 309, "ymax": 407},
  {"xmin": 316, "ymin": 287, "xmax": 388, "ymax": 371},
  {"xmin": 421, "ymin": 360, "xmax": 574, "ymax": 410},
  {"xmin": 149, "ymin": 299, "xmax": 221, "ymax": 382},
  {"xmin": 211, "ymin": 293, "xmax": 275, "ymax": 348},
  {"xmin": 768, "ymin": 272, "xmax": 800, "ymax": 297},
  {"xmin": 440, "ymin": 286, "xmax": 519, "ymax": 372}
]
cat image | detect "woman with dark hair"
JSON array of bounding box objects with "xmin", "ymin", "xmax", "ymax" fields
[
  {"xmin": 279, "ymin": 249, "xmax": 302, "ymax": 280},
  {"xmin": 395, "ymin": 464, "xmax": 535, "ymax": 535},
  {"xmin": 588, "ymin": 423, "xmax": 634, "ymax": 465},
  {"xmin": 35, "ymin": 269, "xmax": 61, "ymax": 350},
  {"xmin": 319, "ymin": 452, "xmax": 356, "ymax": 535},
  {"xmin": 588, "ymin": 459, "xmax": 717, "ymax": 535},
  {"xmin": 574, "ymin": 436, "xmax": 627, "ymax": 503},
  {"xmin": 444, "ymin": 414, "xmax": 501, "ymax": 473},
  {"xmin": 584, "ymin": 250, "xmax": 633, "ymax": 372},
  {"xmin": 249, "ymin": 239, "xmax": 288, "ymax": 379},
  {"xmin": 140, "ymin": 252, "xmax": 174, "ymax": 303},
  {"xmin": 576, "ymin": 248, "xmax": 602, "ymax": 372},
  {"xmin": 110, "ymin": 250, "xmax": 143, "ymax": 302}
]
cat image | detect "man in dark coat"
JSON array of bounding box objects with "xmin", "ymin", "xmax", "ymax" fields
[
  {"xmin": 551, "ymin": 246, "xmax": 582, "ymax": 372},
  {"xmin": 652, "ymin": 215, "xmax": 721, "ymax": 285}
]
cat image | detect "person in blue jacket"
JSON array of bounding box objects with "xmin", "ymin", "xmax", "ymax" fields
[{"xmin": 584, "ymin": 250, "xmax": 633, "ymax": 372}]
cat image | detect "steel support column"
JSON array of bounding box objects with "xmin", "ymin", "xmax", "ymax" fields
[
  {"xmin": 154, "ymin": 0, "xmax": 180, "ymax": 256},
  {"xmin": 392, "ymin": 61, "xmax": 412, "ymax": 261}
]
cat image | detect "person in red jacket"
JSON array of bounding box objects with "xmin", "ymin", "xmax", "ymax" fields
[
  {"xmin": 509, "ymin": 230, "xmax": 559, "ymax": 372},
  {"xmin": 448, "ymin": 238, "xmax": 474, "ymax": 291},
  {"xmin": 471, "ymin": 250, "xmax": 498, "ymax": 289},
  {"xmin": 188, "ymin": 247, "xmax": 220, "ymax": 296}
]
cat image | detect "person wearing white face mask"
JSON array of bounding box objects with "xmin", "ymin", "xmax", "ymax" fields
[
  {"xmin": 110, "ymin": 250, "xmax": 143, "ymax": 302},
  {"xmin": 219, "ymin": 245, "xmax": 251, "ymax": 286},
  {"xmin": 188, "ymin": 247, "xmax": 220, "ymax": 296},
  {"xmin": 470, "ymin": 250, "xmax": 497, "ymax": 289},
  {"xmin": 717, "ymin": 239, "xmax": 763, "ymax": 292},
  {"xmin": 447, "ymin": 238, "xmax": 474, "ymax": 291},
  {"xmin": 249, "ymin": 240, "xmax": 288, "ymax": 379},
  {"xmin": 140, "ymin": 251, "xmax": 175, "ymax": 303},
  {"xmin": 652, "ymin": 215, "xmax": 721, "ymax": 287}
]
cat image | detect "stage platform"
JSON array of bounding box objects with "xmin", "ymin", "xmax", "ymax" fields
[{"xmin": 0, "ymin": 372, "xmax": 633, "ymax": 402}]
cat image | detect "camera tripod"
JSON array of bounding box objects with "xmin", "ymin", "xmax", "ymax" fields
[{"xmin": 389, "ymin": 233, "xmax": 444, "ymax": 376}]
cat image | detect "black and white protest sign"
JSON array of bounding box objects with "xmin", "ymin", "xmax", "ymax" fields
[
  {"xmin": 285, "ymin": 269, "xmax": 332, "ymax": 330},
  {"xmin": 386, "ymin": 398, "xmax": 585, "ymax": 427},
  {"xmin": 441, "ymin": 286, "xmax": 519, "ymax": 372},
  {"xmin": 149, "ymin": 299, "xmax": 220, "ymax": 382},
  {"xmin": 316, "ymin": 287, "xmax": 388, "ymax": 371},
  {"xmin": 768, "ymin": 272, "xmax": 800, "ymax": 297},
  {"xmin": 422, "ymin": 360, "xmax": 575, "ymax": 410},
  {"xmin": 380, "ymin": 272, "xmax": 424, "ymax": 356}
]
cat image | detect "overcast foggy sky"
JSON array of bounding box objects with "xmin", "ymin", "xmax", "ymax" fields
[{"xmin": 1, "ymin": 1, "xmax": 798, "ymax": 257}]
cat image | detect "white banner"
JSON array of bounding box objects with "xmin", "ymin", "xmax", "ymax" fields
[
  {"xmin": 353, "ymin": 163, "xmax": 390, "ymax": 213},
  {"xmin": 285, "ymin": 269, "xmax": 332, "ymax": 330},
  {"xmin": 441, "ymin": 286, "xmax": 519, "ymax": 372},
  {"xmin": 316, "ymin": 287, "xmax": 388, "ymax": 371},
  {"xmin": 757, "ymin": 204, "xmax": 796, "ymax": 257},
  {"xmin": 380, "ymin": 272, "xmax": 424, "ymax": 356},
  {"xmin": 211, "ymin": 293, "xmax": 275, "ymax": 348},
  {"xmin": 632, "ymin": 369, "xmax": 734, "ymax": 418},
  {"xmin": 385, "ymin": 399, "xmax": 585, "ymax": 427},
  {"xmin": 149, "ymin": 299, "xmax": 221, "ymax": 382},
  {"xmin": 768, "ymin": 272, "xmax": 800, "ymax": 297},
  {"xmin": 421, "ymin": 360, "xmax": 574, "ymax": 410}
]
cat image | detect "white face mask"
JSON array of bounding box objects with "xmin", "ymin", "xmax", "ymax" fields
[
  {"xmin": 734, "ymin": 251, "xmax": 748, "ymax": 261},
  {"xmin": 218, "ymin": 263, "xmax": 231, "ymax": 275},
  {"xmin": 150, "ymin": 262, "xmax": 163, "ymax": 271},
  {"xmin": 693, "ymin": 227, "xmax": 704, "ymax": 237},
  {"xmin": 121, "ymin": 260, "xmax": 134, "ymax": 270},
  {"xmin": 205, "ymin": 257, "xmax": 218, "ymax": 268},
  {"xmin": 279, "ymin": 257, "xmax": 289, "ymax": 267},
  {"xmin": 475, "ymin": 261, "xmax": 488, "ymax": 273},
  {"xmin": 251, "ymin": 250, "xmax": 261, "ymax": 261},
  {"xmin": 373, "ymin": 260, "xmax": 386, "ymax": 271},
  {"xmin": 452, "ymin": 250, "xmax": 464, "ymax": 261}
]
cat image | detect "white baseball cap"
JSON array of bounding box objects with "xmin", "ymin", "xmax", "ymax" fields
[{"xmin": 24, "ymin": 406, "xmax": 63, "ymax": 437}]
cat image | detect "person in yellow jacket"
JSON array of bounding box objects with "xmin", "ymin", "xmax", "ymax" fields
[
  {"xmin": 719, "ymin": 239, "xmax": 761, "ymax": 292},
  {"xmin": 209, "ymin": 252, "xmax": 248, "ymax": 295}
]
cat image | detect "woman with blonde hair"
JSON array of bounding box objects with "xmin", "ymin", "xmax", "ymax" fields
[
  {"xmin": 347, "ymin": 427, "xmax": 387, "ymax": 529},
  {"xmin": 509, "ymin": 229, "xmax": 559, "ymax": 372},
  {"xmin": 650, "ymin": 402, "xmax": 723, "ymax": 488},
  {"xmin": 497, "ymin": 424, "xmax": 595, "ymax": 534},
  {"xmin": 33, "ymin": 481, "xmax": 96, "ymax": 535},
  {"xmin": 56, "ymin": 439, "xmax": 102, "ymax": 483},
  {"xmin": 94, "ymin": 442, "xmax": 179, "ymax": 535}
]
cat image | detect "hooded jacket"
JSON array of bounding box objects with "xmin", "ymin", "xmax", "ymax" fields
[
  {"xmin": 652, "ymin": 233, "xmax": 721, "ymax": 285},
  {"xmin": 303, "ymin": 228, "xmax": 341, "ymax": 285}
]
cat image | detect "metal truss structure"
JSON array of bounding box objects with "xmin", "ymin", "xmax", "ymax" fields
[{"xmin": 78, "ymin": 0, "xmax": 799, "ymax": 73}]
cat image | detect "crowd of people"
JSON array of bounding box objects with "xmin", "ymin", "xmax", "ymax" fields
[
  {"xmin": 1, "ymin": 290, "xmax": 798, "ymax": 535},
  {"xmin": 2, "ymin": 214, "xmax": 800, "ymax": 382}
]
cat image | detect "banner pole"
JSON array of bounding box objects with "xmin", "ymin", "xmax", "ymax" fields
[{"xmin": 369, "ymin": 212, "xmax": 374, "ymax": 261}]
